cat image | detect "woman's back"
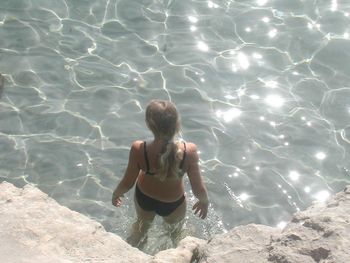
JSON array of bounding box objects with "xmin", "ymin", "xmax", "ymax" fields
[{"xmin": 135, "ymin": 139, "xmax": 189, "ymax": 202}]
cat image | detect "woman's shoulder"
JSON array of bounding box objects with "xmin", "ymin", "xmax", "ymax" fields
[
  {"xmin": 129, "ymin": 141, "xmax": 145, "ymax": 165},
  {"xmin": 181, "ymin": 141, "xmax": 199, "ymax": 161},
  {"xmin": 130, "ymin": 140, "xmax": 145, "ymax": 154},
  {"xmin": 181, "ymin": 141, "xmax": 197, "ymax": 151},
  {"xmin": 131, "ymin": 140, "xmax": 144, "ymax": 147}
]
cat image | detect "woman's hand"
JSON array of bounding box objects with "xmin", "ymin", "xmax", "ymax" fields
[
  {"xmin": 192, "ymin": 200, "xmax": 209, "ymax": 219},
  {"xmin": 112, "ymin": 191, "xmax": 123, "ymax": 207}
]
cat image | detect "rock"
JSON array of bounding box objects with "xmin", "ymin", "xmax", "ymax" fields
[
  {"xmin": 196, "ymin": 224, "xmax": 280, "ymax": 263},
  {"xmin": 0, "ymin": 181, "xmax": 151, "ymax": 263},
  {"xmin": 0, "ymin": 181, "xmax": 349, "ymax": 263},
  {"xmin": 266, "ymin": 185, "xmax": 350, "ymax": 263},
  {"xmin": 196, "ymin": 185, "xmax": 350, "ymax": 263},
  {"xmin": 151, "ymin": 236, "xmax": 206, "ymax": 263}
]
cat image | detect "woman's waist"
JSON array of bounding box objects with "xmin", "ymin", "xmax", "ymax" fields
[{"xmin": 136, "ymin": 179, "xmax": 185, "ymax": 202}]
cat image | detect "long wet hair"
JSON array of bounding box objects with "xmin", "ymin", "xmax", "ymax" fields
[{"xmin": 145, "ymin": 100, "xmax": 184, "ymax": 181}]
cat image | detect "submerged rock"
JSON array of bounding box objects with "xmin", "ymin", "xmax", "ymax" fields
[{"xmin": 0, "ymin": 181, "xmax": 349, "ymax": 263}]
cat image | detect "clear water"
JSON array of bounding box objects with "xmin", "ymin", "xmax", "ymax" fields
[{"xmin": 1, "ymin": 0, "xmax": 350, "ymax": 254}]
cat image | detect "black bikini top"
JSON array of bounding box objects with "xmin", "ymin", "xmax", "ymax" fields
[{"xmin": 143, "ymin": 141, "xmax": 187, "ymax": 176}]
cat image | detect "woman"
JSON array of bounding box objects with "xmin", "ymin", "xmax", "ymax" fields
[{"xmin": 112, "ymin": 100, "xmax": 209, "ymax": 247}]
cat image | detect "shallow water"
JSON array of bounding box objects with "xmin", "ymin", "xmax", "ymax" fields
[{"xmin": 1, "ymin": 0, "xmax": 350, "ymax": 254}]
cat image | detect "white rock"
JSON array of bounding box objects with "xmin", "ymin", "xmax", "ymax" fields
[
  {"xmin": 151, "ymin": 236, "xmax": 206, "ymax": 263},
  {"xmin": 197, "ymin": 224, "xmax": 280, "ymax": 263},
  {"xmin": 0, "ymin": 182, "xmax": 151, "ymax": 263},
  {"xmin": 1, "ymin": 181, "xmax": 349, "ymax": 263},
  {"xmin": 196, "ymin": 185, "xmax": 350, "ymax": 263}
]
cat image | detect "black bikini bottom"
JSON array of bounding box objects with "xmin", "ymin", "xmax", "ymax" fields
[{"xmin": 135, "ymin": 184, "xmax": 185, "ymax": 217}]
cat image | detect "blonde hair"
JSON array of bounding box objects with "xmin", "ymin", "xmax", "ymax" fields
[{"xmin": 146, "ymin": 100, "xmax": 183, "ymax": 181}]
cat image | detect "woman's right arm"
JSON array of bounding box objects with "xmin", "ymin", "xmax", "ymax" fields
[{"xmin": 186, "ymin": 143, "xmax": 209, "ymax": 219}]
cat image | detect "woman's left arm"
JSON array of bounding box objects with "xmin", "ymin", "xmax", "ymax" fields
[{"xmin": 112, "ymin": 141, "xmax": 141, "ymax": 207}]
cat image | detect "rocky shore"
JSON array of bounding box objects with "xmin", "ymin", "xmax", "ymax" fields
[{"xmin": 1, "ymin": 181, "xmax": 349, "ymax": 263}]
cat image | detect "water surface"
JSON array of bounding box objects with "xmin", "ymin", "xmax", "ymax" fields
[{"xmin": 1, "ymin": 0, "xmax": 350, "ymax": 254}]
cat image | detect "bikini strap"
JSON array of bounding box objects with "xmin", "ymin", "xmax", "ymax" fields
[
  {"xmin": 143, "ymin": 141, "xmax": 150, "ymax": 174},
  {"xmin": 179, "ymin": 142, "xmax": 187, "ymax": 170}
]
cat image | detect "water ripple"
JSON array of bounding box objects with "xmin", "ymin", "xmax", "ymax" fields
[{"xmin": 1, "ymin": 0, "xmax": 350, "ymax": 254}]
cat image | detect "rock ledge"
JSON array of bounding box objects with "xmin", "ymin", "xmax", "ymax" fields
[{"xmin": 0, "ymin": 182, "xmax": 349, "ymax": 263}]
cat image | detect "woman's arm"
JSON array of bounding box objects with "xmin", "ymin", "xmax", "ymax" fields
[
  {"xmin": 112, "ymin": 141, "xmax": 141, "ymax": 207},
  {"xmin": 186, "ymin": 143, "xmax": 209, "ymax": 219}
]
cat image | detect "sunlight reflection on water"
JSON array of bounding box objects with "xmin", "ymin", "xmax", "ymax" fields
[{"xmin": 0, "ymin": 0, "xmax": 350, "ymax": 255}]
